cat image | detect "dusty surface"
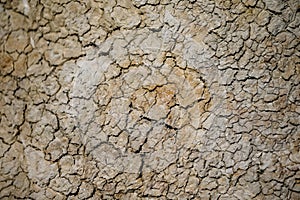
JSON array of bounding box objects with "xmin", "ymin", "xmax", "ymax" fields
[{"xmin": 0, "ymin": 0, "xmax": 300, "ymax": 199}]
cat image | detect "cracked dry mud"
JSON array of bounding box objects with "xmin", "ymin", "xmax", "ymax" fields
[{"xmin": 0, "ymin": 0, "xmax": 300, "ymax": 199}]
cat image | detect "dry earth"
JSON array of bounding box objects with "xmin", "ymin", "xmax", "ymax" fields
[{"xmin": 0, "ymin": 0, "xmax": 300, "ymax": 199}]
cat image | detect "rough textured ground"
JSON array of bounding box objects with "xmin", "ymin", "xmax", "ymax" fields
[{"xmin": 0, "ymin": 0, "xmax": 300, "ymax": 199}]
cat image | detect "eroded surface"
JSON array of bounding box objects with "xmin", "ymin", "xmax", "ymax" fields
[{"xmin": 0, "ymin": 0, "xmax": 300, "ymax": 199}]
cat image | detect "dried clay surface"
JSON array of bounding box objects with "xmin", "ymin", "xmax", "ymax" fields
[{"xmin": 0, "ymin": 0, "xmax": 300, "ymax": 199}]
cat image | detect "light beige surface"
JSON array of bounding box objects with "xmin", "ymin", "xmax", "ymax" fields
[{"xmin": 0, "ymin": 0, "xmax": 299, "ymax": 199}]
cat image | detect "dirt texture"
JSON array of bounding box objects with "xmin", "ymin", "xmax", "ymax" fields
[{"xmin": 0, "ymin": 0, "xmax": 299, "ymax": 199}]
